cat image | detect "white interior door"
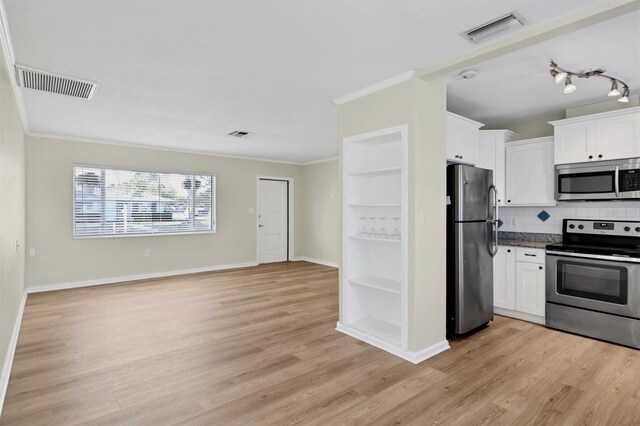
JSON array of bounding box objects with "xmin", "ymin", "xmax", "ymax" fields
[{"xmin": 258, "ymin": 179, "xmax": 289, "ymax": 263}]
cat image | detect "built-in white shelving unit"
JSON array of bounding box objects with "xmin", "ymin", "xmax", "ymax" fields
[{"xmin": 338, "ymin": 124, "xmax": 408, "ymax": 356}]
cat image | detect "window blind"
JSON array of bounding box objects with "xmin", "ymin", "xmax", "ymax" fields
[{"xmin": 73, "ymin": 165, "xmax": 215, "ymax": 237}]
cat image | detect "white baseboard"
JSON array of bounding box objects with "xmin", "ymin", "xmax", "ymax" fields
[
  {"xmin": 294, "ymin": 257, "xmax": 339, "ymax": 268},
  {"xmin": 495, "ymin": 307, "xmax": 545, "ymax": 325},
  {"xmin": 407, "ymin": 340, "xmax": 450, "ymax": 364},
  {"xmin": 336, "ymin": 322, "xmax": 449, "ymax": 364},
  {"xmin": 0, "ymin": 290, "xmax": 27, "ymax": 417},
  {"xmin": 26, "ymin": 262, "xmax": 259, "ymax": 294}
]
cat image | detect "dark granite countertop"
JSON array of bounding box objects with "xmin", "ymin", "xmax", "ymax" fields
[
  {"xmin": 497, "ymin": 232, "xmax": 562, "ymax": 250},
  {"xmin": 498, "ymin": 240, "xmax": 550, "ymax": 249}
]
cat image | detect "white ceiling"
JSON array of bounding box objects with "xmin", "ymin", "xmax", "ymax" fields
[
  {"xmin": 446, "ymin": 10, "xmax": 640, "ymax": 127},
  {"xmin": 5, "ymin": 0, "xmax": 608, "ymax": 162}
]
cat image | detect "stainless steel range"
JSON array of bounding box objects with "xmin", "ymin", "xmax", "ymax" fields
[{"xmin": 545, "ymin": 219, "xmax": 640, "ymax": 349}]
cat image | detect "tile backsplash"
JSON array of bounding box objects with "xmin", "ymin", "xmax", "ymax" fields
[{"xmin": 499, "ymin": 202, "xmax": 640, "ymax": 234}]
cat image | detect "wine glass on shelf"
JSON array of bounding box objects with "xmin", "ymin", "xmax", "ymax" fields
[
  {"xmin": 359, "ymin": 216, "xmax": 367, "ymax": 237},
  {"xmin": 368, "ymin": 216, "xmax": 376, "ymax": 238},
  {"xmin": 378, "ymin": 216, "xmax": 387, "ymax": 239},
  {"xmin": 391, "ymin": 217, "xmax": 400, "ymax": 240}
]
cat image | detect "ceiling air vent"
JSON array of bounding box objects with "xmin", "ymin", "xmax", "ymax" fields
[
  {"xmin": 15, "ymin": 65, "xmax": 98, "ymax": 100},
  {"xmin": 228, "ymin": 130, "xmax": 252, "ymax": 137},
  {"xmin": 463, "ymin": 12, "xmax": 525, "ymax": 43}
]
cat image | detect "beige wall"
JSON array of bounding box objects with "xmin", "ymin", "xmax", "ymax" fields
[
  {"xmin": 298, "ymin": 160, "xmax": 340, "ymax": 265},
  {"xmin": 25, "ymin": 137, "xmax": 310, "ymax": 287},
  {"xmin": 487, "ymin": 112, "xmax": 565, "ymax": 139},
  {"xmin": 0, "ymin": 44, "xmax": 26, "ymax": 386}
]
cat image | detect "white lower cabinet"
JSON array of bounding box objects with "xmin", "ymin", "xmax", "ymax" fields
[
  {"xmin": 493, "ymin": 246, "xmax": 515, "ymax": 310},
  {"xmin": 515, "ymin": 261, "xmax": 546, "ymax": 317},
  {"xmin": 494, "ymin": 246, "xmax": 545, "ymax": 324}
]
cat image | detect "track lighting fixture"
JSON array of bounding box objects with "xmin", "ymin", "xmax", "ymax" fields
[{"xmin": 549, "ymin": 60, "xmax": 630, "ymax": 103}]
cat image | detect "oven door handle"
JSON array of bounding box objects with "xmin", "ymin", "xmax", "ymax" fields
[
  {"xmin": 546, "ymin": 250, "xmax": 640, "ymax": 264},
  {"xmin": 615, "ymin": 166, "xmax": 620, "ymax": 198}
]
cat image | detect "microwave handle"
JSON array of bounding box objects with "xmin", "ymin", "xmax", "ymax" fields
[{"xmin": 615, "ymin": 166, "xmax": 620, "ymax": 197}]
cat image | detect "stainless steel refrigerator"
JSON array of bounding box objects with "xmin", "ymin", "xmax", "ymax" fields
[{"xmin": 446, "ymin": 164, "xmax": 498, "ymax": 337}]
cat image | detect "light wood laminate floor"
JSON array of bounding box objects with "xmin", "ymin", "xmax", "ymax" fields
[{"xmin": 2, "ymin": 261, "xmax": 640, "ymax": 425}]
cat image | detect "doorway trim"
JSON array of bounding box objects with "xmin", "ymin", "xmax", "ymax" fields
[{"xmin": 256, "ymin": 176, "xmax": 294, "ymax": 263}]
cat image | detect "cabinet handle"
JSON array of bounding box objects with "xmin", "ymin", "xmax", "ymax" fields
[
  {"xmin": 507, "ymin": 249, "xmax": 511, "ymax": 253},
  {"xmin": 525, "ymin": 253, "xmax": 537, "ymax": 257},
  {"xmin": 507, "ymin": 200, "xmax": 511, "ymax": 203},
  {"xmin": 599, "ymin": 154, "xmax": 603, "ymax": 158},
  {"xmin": 460, "ymin": 156, "xmax": 464, "ymax": 159},
  {"xmin": 455, "ymin": 155, "xmax": 460, "ymax": 158},
  {"xmin": 539, "ymin": 266, "xmax": 543, "ymax": 270},
  {"xmin": 588, "ymin": 155, "xmax": 593, "ymax": 160}
]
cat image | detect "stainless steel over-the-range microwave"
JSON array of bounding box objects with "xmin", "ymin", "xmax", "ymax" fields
[{"xmin": 556, "ymin": 158, "xmax": 640, "ymax": 201}]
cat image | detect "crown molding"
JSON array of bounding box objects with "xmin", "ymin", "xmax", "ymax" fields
[
  {"xmin": 0, "ymin": 0, "xmax": 29, "ymax": 133},
  {"xmin": 302, "ymin": 156, "xmax": 338, "ymax": 166},
  {"xmin": 27, "ymin": 131, "xmax": 339, "ymax": 166},
  {"xmin": 332, "ymin": 70, "xmax": 415, "ymax": 106}
]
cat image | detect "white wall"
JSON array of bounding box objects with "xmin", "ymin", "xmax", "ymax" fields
[{"xmin": 499, "ymin": 202, "xmax": 640, "ymax": 234}]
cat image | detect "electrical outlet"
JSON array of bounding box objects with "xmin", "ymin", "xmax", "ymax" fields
[
  {"xmin": 144, "ymin": 249, "xmax": 150, "ymax": 257},
  {"xmin": 508, "ymin": 217, "xmax": 517, "ymax": 226},
  {"xmin": 14, "ymin": 240, "xmax": 20, "ymax": 253}
]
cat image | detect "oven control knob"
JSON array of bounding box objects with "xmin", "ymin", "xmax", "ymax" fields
[
  {"xmin": 578, "ymin": 225, "xmax": 584, "ymax": 230},
  {"xmin": 625, "ymin": 226, "xmax": 631, "ymax": 232},
  {"xmin": 569, "ymin": 224, "xmax": 575, "ymax": 229},
  {"xmin": 636, "ymin": 227, "xmax": 640, "ymax": 233}
]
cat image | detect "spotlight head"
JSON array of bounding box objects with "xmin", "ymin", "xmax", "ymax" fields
[
  {"xmin": 564, "ymin": 77, "xmax": 576, "ymax": 94},
  {"xmin": 608, "ymin": 80, "xmax": 620, "ymax": 97},
  {"xmin": 555, "ymin": 71, "xmax": 568, "ymax": 84},
  {"xmin": 618, "ymin": 87, "xmax": 630, "ymax": 103}
]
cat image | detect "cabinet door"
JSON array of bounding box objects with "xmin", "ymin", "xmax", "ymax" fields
[
  {"xmin": 456, "ymin": 126, "xmax": 478, "ymax": 165},
  {"xmin": 446, "ymin": 123, "xmax": 457, "ymax": 161},
  {"xmin": 477, "ymin": 133, "xmax": 496, "ymax": 171},
  {"xmin": 596, "ymin": 113, "xmax": 640, "ymax": 161},
  {"xmin": 494, "ymin": 247, "xmax": 515, "ymax": 310},
  {"xmin": 554, "ymin": 122, "xmax": 597, "ymax": 165},
  {"xmin": 506, "ymin": 139, "xmax": 555, "ymax": 206},
  {"xmin": 515, "ymin": 262, "xmax": 545, "ymax": 316},
  {"xmin": 494, "ymin": 138, "xmax": 506, "ymax": 206}
]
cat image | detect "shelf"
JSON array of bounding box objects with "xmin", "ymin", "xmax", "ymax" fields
[
  {"xmin": 348, "ymin": 167, "xmax": 401, "ymax": 177},
  {"xmin": 349, "ymin": 276, "xmax": 401, "ymax": 294},
  {"xmin": 348, "ymin": 235, "xmax": 401, "ymax": 243},
  {"xmin": 348, "ymin": 203, "xmax": 401, "ymax": 208},
  {"xmin": 349, "ymin": 317, "xmax": 401, "ymax": 346}
]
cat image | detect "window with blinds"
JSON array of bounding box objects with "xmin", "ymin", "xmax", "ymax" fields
[{"xmin": 73, "ymin": 165, "xmax": 215, "ymax": 237}]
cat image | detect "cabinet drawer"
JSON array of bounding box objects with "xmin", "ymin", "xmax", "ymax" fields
[{"xmin": 516, "ymin": 247, "xmax": 545, "ymax": 264}]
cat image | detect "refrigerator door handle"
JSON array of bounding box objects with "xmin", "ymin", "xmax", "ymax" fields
[{"xmin": 489, "ymin": 184, "xmax": 499, "ymax": 258}]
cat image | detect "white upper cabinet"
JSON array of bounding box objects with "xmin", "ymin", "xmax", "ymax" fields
[
  {"xmin": 551, "ymin": 107, "xmax": 640, "ymax": 165},
  {"xmin": 478, "ymin": 130, "xmax": 518, "ymax": 206},
  {"xmin": 505, "ymin": 137, "xmax": 555, "ymax": 206},
  {"xmin": 446, "ymin": 112, "xmax": 484, "ymax": 165}
]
